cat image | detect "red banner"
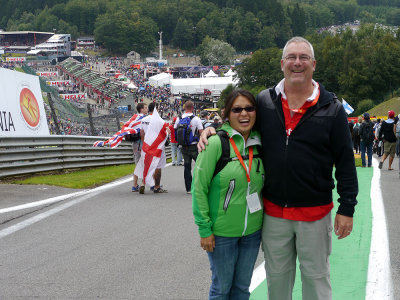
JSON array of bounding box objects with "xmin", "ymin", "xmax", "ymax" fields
[
  {"xmin": 46, "ymin": 80, "xmax": 72, "ymax": 86},
  {"xmin": 60, "ymin": 93, "xmax": 87, "ymax": 101},
  {"xmin": 37, "ymin": 71, "xmax": 58, "ymax": 77},
  {"xmin": 6, "ymin": 57, "xmax": 26, "ymax": 62}
]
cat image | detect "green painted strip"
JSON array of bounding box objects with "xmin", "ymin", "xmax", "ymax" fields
[{"xmin": 250, "ymin": 167, "xmax": 373, "ymax": 299}]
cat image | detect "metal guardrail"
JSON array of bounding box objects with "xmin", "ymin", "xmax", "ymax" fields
[{"xmin": 0, "ymin": 136, "xmax": 171, "ymax": 178}]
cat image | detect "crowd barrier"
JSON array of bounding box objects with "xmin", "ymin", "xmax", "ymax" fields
[{"xmin": 0, "ymin": 136, "xmax": 171, "ymax": 179}]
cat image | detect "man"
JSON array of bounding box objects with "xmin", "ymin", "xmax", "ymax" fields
[
  {"xmin": 396, "ymin": 114, "xmax": 400, "ymax": 158},
  {"xmin": 139, "ymin": 102, "xmax": 168, "ymax": 193},
  {"xmin": 374, "ymin": 118, "xmax": 383, "ymax": 157},
  {"xmin": 199, "ymin": 37, "xmax": 358, "ymax": 300},
  {"xmin": 359, "ymin": 112, "xmax": 374, "ymax": 167},
  {"xmin": 131, "ymin": 103, "xmax": 147, "ymax": 192},
  {"xmin": 352, "ymin": 117, "xmax": 362, "ymax": 153},
  {"xmin": 200, "ymin": 110, "xmax": 213, "ymax": 129},
  {"xmin": 174, "ymin": 100, "xmax": 203, "ymax": 194},
  {"xmin": 169, "ymin": 116, "xmax": 183, "ymax": 166},
  {"xmin": 378, "ymin": 110, "xmax": 397, "ymax": 170}
]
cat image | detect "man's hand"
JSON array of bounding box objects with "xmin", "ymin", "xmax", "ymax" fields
[
  {"xmin": 197, "ymin": 127, "xmax": 216, "ymax": 152},
  {"xmin": 200, "ymin": 234, "xmax": 215, "ymax": 252},
  {"xmin": 334, "ymin": 214, "xmax": 353, "ymax": 239}
]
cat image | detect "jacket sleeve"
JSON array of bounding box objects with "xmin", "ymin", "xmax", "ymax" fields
[
  {"xmin": 192, "ymin": 135, "xmax": 222, "ymax": 238},
  {"xmin": 331, "ymin": 103, "xmax": 358, "ymax": 217}
]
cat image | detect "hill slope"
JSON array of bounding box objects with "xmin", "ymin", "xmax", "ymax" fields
[{"xmin": 367, "ymin": 97, "xmax": 400, "ymax": 117}]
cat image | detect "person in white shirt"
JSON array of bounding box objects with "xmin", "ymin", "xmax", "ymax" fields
[
  {"xmin": 174, "ymin": 101, "xmax": 203, "ymax": 193},
  {"xmin": 139, "ymin": 102, "xmax": 168, "ymax": 194}
]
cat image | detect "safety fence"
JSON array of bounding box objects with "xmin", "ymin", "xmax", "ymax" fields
[{"xmin": 0, "ymin": 136, "xmax": 171, "ymax": 179}]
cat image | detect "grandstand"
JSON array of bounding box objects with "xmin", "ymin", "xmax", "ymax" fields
[
  {"xmin": 0, "ymin": 31, "xmax": 54, "ymax": 54},
  {"xmin": 57, "ymin": 58, "xmax": 133, "ymax": 104},
  {"xmin": 21, "ymin": 63, "xmax": 123, "ymax": 136}
]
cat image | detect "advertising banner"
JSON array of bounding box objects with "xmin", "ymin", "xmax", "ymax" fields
[
  {"xmin": 0, "ymin": 68, "xmax": 50, "ymax": 136},
  {"xmin": 60, "ymin": 93, "xmax": 87, "ymax": 101},
  {"xmin": 6, "ymin": 57, "xmax": 26, "ymax": 62},
  {"xmin": 46, "ymin": 80, "xmax": 72, "ymax": 86},
  {"xmin": 37, "ymin": 71, "xmax": 58, "ymax": 77}
]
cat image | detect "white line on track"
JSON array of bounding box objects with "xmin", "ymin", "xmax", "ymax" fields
[
  {"xmin": 250, "ymin": 261, "xmax": 265, "ymax": 293},
  {"xmin": 366, "ymin": 158, "xmax": 393, "ymax": 299},
  {"xmin": 0, "ymin": 162, "xmax": 173, "ymax": 239},
  {"xmin": 0, "ymin": 176, "xmax": 131, "ymax": 239},
  {"xmin": 0, "ymin": 190, "xmax": 89, "ymax": 214}
]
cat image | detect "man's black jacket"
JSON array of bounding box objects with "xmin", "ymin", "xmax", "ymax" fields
[{"xmin": 255, "ymin": 83, "xmax": 358, "ymax": 217}]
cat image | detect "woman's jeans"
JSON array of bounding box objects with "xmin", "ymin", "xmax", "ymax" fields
[
  {"xmin": 207, "ymin": 230, "xmax": 261, "ymax": 300},
  {"xmin": 170, "ymin": 142, "xmax": 182, "ymax": 165}
]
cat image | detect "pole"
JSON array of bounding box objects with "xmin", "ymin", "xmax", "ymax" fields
[
  {"xmin": 158, "ymin": 31, "xmax": 163, "ymax": 60},
  {"xmin": 87, "ymin": 103, "xmax": 96, "ymax": 136},
  {"xmin": 115, "ymin": 109, "xmax": 121, "ymax": 131},
  {"xmin": 47, "ymin": 92, "xmax": 61, "ymax": 134}
]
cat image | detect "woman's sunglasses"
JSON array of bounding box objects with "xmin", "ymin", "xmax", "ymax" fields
[{"xmin": 231, "ymin": 106, "xmax": 256, "ymax": 114}]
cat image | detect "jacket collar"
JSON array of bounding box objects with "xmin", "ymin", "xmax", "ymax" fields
[
  {"xmin": 220, "ymin": 123, "xmax": 262, "ymax": 148},
  {"xmin": 275, "ymin": 79, "xmax": 320, "ymax": 102},
  {"xmin": 272, "ymin": 81, "xmax": 334, "ymax": 108}
]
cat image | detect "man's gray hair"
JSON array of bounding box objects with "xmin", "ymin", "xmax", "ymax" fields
[{"xmin": 282, "ymin": 36, "xmax": 315, "ymax": 60}]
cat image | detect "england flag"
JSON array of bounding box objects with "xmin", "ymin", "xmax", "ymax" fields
[
  {"xmin": 342, "ymin": 99, "xmax": 354, "ymax": 115},
  {"xmin": 134, "ymin": 108, "xmax": 168, "ymax": 187}
]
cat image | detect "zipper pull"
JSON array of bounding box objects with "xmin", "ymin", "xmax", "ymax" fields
[{"xmin": 286, "ymin": 136, "xmax": 289, "ymax": 146}]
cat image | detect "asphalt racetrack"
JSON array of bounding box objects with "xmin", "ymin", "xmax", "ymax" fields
[{"xmin": 0, "ymin": 155, "xmax": 398, "ymax": 299}]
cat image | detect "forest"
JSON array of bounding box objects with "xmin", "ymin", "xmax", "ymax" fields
[
  {"xmin": 2, "ymin": 0, "xmax": 400, "ymax": 112},
  {"xmin": 2, "ymin": 0, "xmax": 400, "ymax": 54},
  {"xmin": 235, "ymin": 24, "xmax": 400, "ymax": 114}
]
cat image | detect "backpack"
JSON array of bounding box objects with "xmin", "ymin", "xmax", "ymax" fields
[
  {"xmin": 352, "ymin": 125, "xmax": 360, "ymax": 138},
  {"xmin": 175, "ymin": 115, "xmax": 199, "ymax": 146},
  {"xmin": 124, "ymin": 131, "xmax": 141, "ymax": 142},
  {"xmin": 212, "ymin": 130, "xmax": 261, "ymax": 179},
  {"xmin": 361, "ymin": 122, "xmax": 374, "ymax": 144}
]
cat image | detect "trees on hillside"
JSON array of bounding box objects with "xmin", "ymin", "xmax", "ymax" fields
[
  {"xmin": 197, "ymin": 36, "xmax": 235, "ymax": 66},
  {"xmin": 2, "ymin": 0, "xmax": 391, "ymax": 55},
  {"xmin": 94, "ymin": 10, "xmax": 157, "ymax": 55},
  {"xmin": 237, "ymin": 24, "xmax": 400, "ymax": 112}
]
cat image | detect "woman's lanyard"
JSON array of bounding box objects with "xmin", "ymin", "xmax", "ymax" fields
[
  {"xmin": 229, "ymin": 137, "xmax": 253, "ymax": 183},
  {"xmin": 229, "ymin": 137, "xmax": 261, "ymax": 213}
]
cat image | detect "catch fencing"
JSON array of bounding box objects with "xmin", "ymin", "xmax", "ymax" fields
[{"xmin": 0, "ymin": 136, "xmax": 171, "ymax": 178}]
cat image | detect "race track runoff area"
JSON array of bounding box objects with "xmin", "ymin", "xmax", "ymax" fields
[{"xmin": 250, "ymin": 167, "xmax": 373, "ymax": 299}]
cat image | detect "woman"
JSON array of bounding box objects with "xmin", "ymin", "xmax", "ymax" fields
[{"xmin": 192, "ymin": 89, "xmax": 265, "ymax": 299}]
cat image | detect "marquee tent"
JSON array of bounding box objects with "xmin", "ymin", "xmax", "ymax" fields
[
  {"xmin": 225, "ymin": 69, "xmax": 236, "ymax": 77},
  {"xmin": 124, "ymin": 81, "xmax": 137, "ymax": 89},
  {"xmin": 170, "ymin": 77, "xmax": 237, "ymax": 95},
  {"xmin": 148, "ymin": 72, "xmax": 173, "ymax": 87},
  {"xmin": 204, "ymin": 70, "xmax": 218, "ymax": 77}
]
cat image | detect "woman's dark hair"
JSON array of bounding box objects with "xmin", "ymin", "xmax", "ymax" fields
[{"xmin": 223, "ymin": 89, "xmax": 256, "ymax": 120}]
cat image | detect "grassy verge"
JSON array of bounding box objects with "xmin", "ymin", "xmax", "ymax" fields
[
  {"xmin": 9, "ymin": 164, "xmax": 135, "ymax": 189},
  {"xmin": 7, "ymin": 156, "xmax": 360, "ymax": 189}
]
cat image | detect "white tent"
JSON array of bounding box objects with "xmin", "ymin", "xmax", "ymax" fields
[
  {"xmin": 126, "ymin": 81, "xmax": 137, "ymax": 89},
  {"xmin": 148, "ymin": 72, "xmax": 172, "ymax": 87},
  {"xmin": 225, "ymin": 69, "xmax": 236, "ymax": 77},
  {"xmin": 170, "ymin": 77, "xmax": 238, "ymax": 95},
  {"xmin": 204, "ymin": 70, "xmax": 218, "ymax": 77}
]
